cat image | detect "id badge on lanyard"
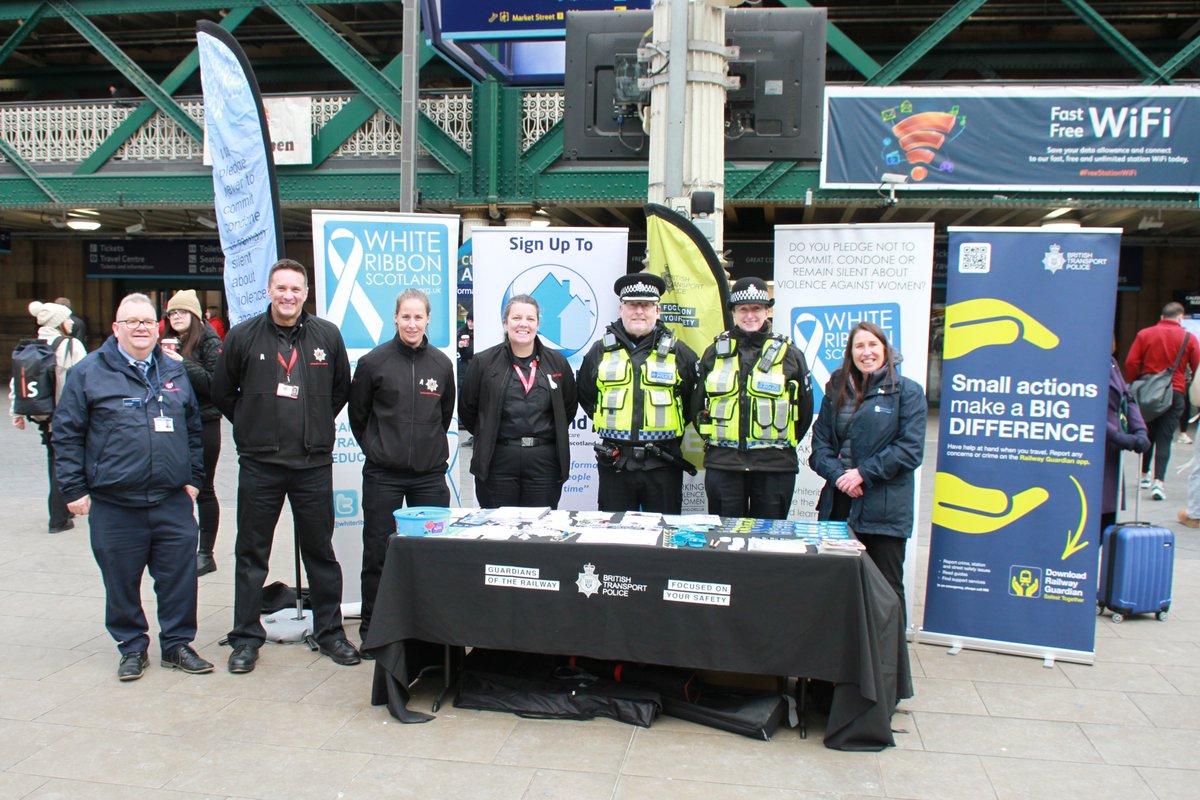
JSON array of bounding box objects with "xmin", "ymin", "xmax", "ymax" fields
[{"xmin": 277, "ymin": 348, "xmax": 300, "ymax": 399}]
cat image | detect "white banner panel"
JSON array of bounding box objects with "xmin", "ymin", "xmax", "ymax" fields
[
  {"xmin": 470, "ymin": 227, "xmax": 626, "ymax": 510},
  {"xmin": 774, "ymin": 223, "xmax": 934, "ymax": 624},
  {"xmin": 205, "ymin": 95, "xmax": 313, "ymax": 166},
  {"xmin": 313, "ymin": 210, "xmax": 461, "ymax": 601}
]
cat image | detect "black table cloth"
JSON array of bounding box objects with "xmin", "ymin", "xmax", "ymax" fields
[{"xmin": 365, "ymin": 533, "xmax": 912, "ymax": 750}]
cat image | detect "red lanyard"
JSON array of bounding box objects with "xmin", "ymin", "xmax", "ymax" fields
[
  {"xmin": 513, "ymin": 358, "xmax": 538, "ymax": 394},
  {"xmin": 278, "ymin": 348, "xmax": 298, "ymax": 383}
]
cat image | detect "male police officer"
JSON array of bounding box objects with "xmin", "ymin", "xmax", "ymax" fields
[
  {"xmin": 578, "ymin": 273, "xmax": 699, "ymax": 514},
  {"xmin": 696, "ymin": 277, "xmax": 813, "ymax": 519}
]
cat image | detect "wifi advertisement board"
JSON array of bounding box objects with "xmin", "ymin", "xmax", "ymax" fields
[{"xmin": 822, "ymin": 85, "xmax": 1200, "ymax": 193}]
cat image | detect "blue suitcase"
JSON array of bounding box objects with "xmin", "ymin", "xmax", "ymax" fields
[{"xmin": 1097, "ymin": 522, "xmax": 1174, "ymax": 623}]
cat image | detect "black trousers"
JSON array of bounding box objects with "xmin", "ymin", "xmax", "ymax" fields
[
  {"xmin": 360, "ymin": 463, "xmax": 449, "ymax": 638},
  {"xmin": 1142, "ymin": 390, "xmax": 1185, "ymax": 481},
  {"xmin": 704, "ymin": 469, "xmax": 796, "ymax": 520},
  {"xmin": 229, "ymin": 458, "xmax": 346, "ymax": 649},
  {"xmin": 197, "ymin": 418, "xmax": 221, "ymax": 553},
  {"xmin": 90, "ymin": 491, "xmax": 198, "ymax": 655},
  {"xmin": 475, "ymin": 443, "xmax": 562, "ymax": 508},
  {"xmin": 45, "ymin": 440, "xmax": 70, "ymax": 530},
  {"xmin": 855, "ymin": 532, "xmax": 908, "ymax": 605},
  {"xmin": 597, "ymin": 464, "xmax": 683, "ymax": 514}
]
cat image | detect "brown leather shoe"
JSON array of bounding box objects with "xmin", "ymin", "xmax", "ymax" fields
[{"xmin": 1177, "ymin": 509, "xmax": 1200, "ymax": 529}]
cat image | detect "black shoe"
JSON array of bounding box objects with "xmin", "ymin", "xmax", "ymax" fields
[
  {"xmin": 162, "ymin": 644, "xmax": 214, "ymax": 674},
  {"xmin": 319, "ymin": 638, "xmax": 361, "ymax": 666},
  {"xmin": 228, "ymin": 644, "xmax": 259, "ymax": 674},
  {"xmin": 118, "ymin": 651, "xmax": 148, "ymax": 681},
  {"xmin": 359, "ymin": 648, "xmax": 375, "ymax": 661},
  {"xmin": 48, "ymin": 520, "xmax": 75, "ymax": 534},
  {"xmin": 196, "ymin": 552, "xmax": 216, "ymax": 576}
]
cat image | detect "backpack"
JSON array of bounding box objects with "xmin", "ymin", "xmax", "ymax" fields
[{"xmin": 12, "ymin": 336, "xmax": 64, "ymax": 417}]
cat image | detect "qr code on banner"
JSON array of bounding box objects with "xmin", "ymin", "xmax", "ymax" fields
[{"xmin": 958, "ymin": 242, "xmax": 991, "ymax": 273}]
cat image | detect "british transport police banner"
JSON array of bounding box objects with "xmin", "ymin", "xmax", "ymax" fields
[
  {"xmin": 773, "ymin": 223, "xmax": 934, "ymax": 625},
  {"xmin": 313, "ymin": 210, "xmax": 461, "ymax": 602},
  {"xmin": 196, "ymin": 22, "xmax": 284, "ymax": 325},
  {"xmin": 823, "ymin": 85, "xmax": 1200, "ymax": 193},
  {"xmin": 921, "ymin": 227, "xmax": 1121, "ymax": 664},
  {"xmin": 470, "ymin": 227, "xmax": 626, "ymax": 510}
]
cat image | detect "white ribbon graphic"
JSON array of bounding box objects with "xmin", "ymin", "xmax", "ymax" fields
[
  {"xmin": 793, "ymin": 312, "xmax": 832, "ymax": 395},
  {"xmin": 326, "ymin": 227, "xmax": 385, "ymax": 344}
]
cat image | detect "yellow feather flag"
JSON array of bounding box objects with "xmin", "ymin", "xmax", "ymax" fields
[{"xmin": 642, "ymin": 203, "xmax": 732, "ymax": 357}]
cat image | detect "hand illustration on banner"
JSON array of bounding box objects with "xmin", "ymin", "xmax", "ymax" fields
[
  {"xmin": 944, "ymin": 298, "xmax": 1059, "ymax": 359},
  {"xmin": 1062, "ymin": 475, "xmax": 1089, "ymax": 559},
  {"xmin": 931, "ymin": 472, "xmax": 1049, "ymax": 534},
  {"xmin": 325, "ymin": 228, "xmax": 385, "ymax": 344}
]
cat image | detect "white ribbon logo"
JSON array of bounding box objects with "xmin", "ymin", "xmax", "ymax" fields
[
  {"xmin": 792, "ymin": 312, "xmax": 832, "ymax": 394},
  {"xmin": 326, "ymin": 227, "xmax": 385, "ymax": 344}
]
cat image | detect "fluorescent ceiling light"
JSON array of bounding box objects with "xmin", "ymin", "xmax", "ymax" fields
[
  {"xmin": 71, "ymin": 208, "xmax": 100, "ymax": 217},
  {"xmin": 66, "ymin": 219, "xmax": 101, "ymax": 231},
  {"xmin": 125, "ymin": 222, "xmax": 144, "ymax": 234},
  {"xmin": 1042, "ymin": 207, "xmax": 1073, "ymax": 221},
  {"xmin": 196, "ymin": 215, "xmax": 218, "ymax": 229}
]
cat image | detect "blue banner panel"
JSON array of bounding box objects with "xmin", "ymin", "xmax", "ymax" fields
[
  {"xmin": 823, "ymin": 86, "xmax": 1200, "ymax": 192},
  {"xmin": 922, "ymin": 228, "xmax": 1120, "ymax": 660},
  {"xmin": 196, "ymin": 22, "xmax": 284, "ymax": 325},
  {"xmin": 436, "ymin": 0, "xmax": 651, "ymax": 40}
]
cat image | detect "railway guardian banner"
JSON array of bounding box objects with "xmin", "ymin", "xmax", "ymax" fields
[
  {"xmin": 313, "ymin": 210, "xmax": 461, "ymax": 601},
  {"xmin": 921, "ymin": 227, "xmax": 1121, "ymax": 663}
]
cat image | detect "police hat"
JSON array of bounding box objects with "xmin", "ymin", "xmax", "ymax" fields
[
  {"xmin": 614, "ymin": 273, "xmax": 666, "ymax": 303},
  {"xmin": 729, "ymin": 277, "xmax": 773, "ymax": 308}
]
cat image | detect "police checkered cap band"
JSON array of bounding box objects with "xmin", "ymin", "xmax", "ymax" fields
[
  {"xmin": 729, "ymin": 285, "xmax": 771, "ymax": 304},
  {"xmin": 620, "ymin": 281, "xmax": 661, "ymax": 299}
]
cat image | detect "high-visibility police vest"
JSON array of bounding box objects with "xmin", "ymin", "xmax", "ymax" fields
[
  {"xmin": 592, "ymin": 330, "xmax": 685, "ymax": 441},
  {"xmin": 699, "ymin": 333, "xmax": 798, "ymax": 449}
]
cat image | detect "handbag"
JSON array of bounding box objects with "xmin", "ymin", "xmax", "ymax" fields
[{"xmin": 1130, "ymin": 333, "xmax": 1189, "ymax": 423}]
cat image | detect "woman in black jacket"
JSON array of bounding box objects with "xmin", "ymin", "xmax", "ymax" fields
[
  {"xmin": 459, "ymin": 294, "xmax": 578, "ymax": 508},
  {"xmin": 810, "ymin": 321, "xmax": 927, "ymax": 607},
  {"xmin": 163, "ymin": 289, "xmax": 223, "ymax": 575}
]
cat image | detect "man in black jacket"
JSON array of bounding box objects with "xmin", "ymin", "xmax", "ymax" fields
[
  {"xmin": 349, "ymin": 288, "xmax": 455, "ymax": 648},
  {"xmin": 53, "ymin": 293, "xmax": 212, "ymax": 681},
  {"xmin": 577, "ymin": 274, "xmax": 699, "ymax": 513},
  {"xmin": 212, "ymin": 259, "xmax": 358, "ymax": 674}
]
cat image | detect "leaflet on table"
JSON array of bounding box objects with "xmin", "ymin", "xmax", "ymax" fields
[
  {"xmin": 614, "ymin": 511, "xmax": 663, "ymax": 529},
  {"xmin": 817, "ymin": 539, "xmax": 866, "ymax": 556},
  {"xmin": 487, "ymin": 506, "xmax": 551, "ymax": 523},
  {"xmin": 746, "ymin": 538, "xmax": 816, "ymax": 555},
  {"xmin": 661, "ymin": 513, "xmax": 722, "ymax": 528},
  {"xmin": 574, "ymin": 528, "xmax": 663, "ymax": 546}
]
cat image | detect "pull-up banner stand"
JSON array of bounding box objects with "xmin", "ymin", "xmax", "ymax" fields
[{"xmin": 920, "ymin": 227, "xmax": 1121, "ymax": 665}]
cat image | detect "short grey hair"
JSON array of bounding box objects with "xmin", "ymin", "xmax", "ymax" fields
[{"xmin": 116, "ymin": 292, "xmax": 155, "ymax": 320}]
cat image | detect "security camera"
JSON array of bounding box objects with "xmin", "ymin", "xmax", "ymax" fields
[{"xmin": 880, "ymin": 173, "xmax": 909, "ymax": 185}]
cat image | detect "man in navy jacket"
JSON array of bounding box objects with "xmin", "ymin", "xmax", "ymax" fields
[{"xmin": 53, "ymin": 293, "xmax": 211, "ymax": 682}]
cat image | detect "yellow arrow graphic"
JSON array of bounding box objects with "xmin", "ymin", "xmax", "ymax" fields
[{"xmin": 1061, "ymin": 474, "xmax": 1090, "ymax": 559}]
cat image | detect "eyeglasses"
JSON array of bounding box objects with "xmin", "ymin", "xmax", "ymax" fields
[
  {"xmin": 166, "ymin": 309, "xmax": 188, "ymax": 318},
  {"xmin": 115, "ymin": 319, "xmax": 156, "ymax": 330}
]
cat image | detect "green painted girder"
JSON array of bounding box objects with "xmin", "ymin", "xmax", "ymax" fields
[
  {"xmin": 0, "ymin": 169, "xmax": 462, "ymax": 207},
  {"xmin": 265, "ymin": 0, "xmax": 469, "ymax": 176},
  {"xmin": 0, "ymin": 0, "xmax": 393, "ymax": 21},
  {"xmin": 312, "ymin": 42, "xmax": 438, "ymax": 167},
  {"xmin": 729, "ymin": 161, "xmax": 799, "ymax": 200},
  {"xmin": 0, "ymin": 136, "xmax": 62, "ymax": 202},
  {"xmin": 1151, "ymin": 36, "xmax": 1200, "ymax": 85},
  {"xmin": 1061, "ymin": 0, "xmax": 1169, "ymax": 83},
  {"xmin": 471, "ymin": 80, "xmax": 501, "ymax": 204},
  {"xmin": 75, "ymin": 6, "xmax": 253, "ymax": 175},
  {"xmin": 0, "ymin": 3, "xmax": 48, "ymax": 68},
  {"xmin": 866, "ymin": 0, "xmax": 991, "ymax": 86},
  {"xmin": 779, "ymin": 0, "xmax": 881, "ymax": 81},
  {"xmin": 520, "ymin": 123, "xmax": 564, "ymax": 180},
  {"xmin": 46, "ymin": 0, "xmax": 204, "ymax": 141}
]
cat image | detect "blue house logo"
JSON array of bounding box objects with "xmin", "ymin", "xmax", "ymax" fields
[{"xmin": 504, "ymin": 265, "xmax": 598, "ymax": 358}]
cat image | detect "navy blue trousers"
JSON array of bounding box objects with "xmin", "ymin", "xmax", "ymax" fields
[
  {"xmin": 704, "ymin": 469, "xmax": 796, "ymax": 520},
  {"xmin": 89, "ymin": 491, "xmax": 198, "ymax": 655}
]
